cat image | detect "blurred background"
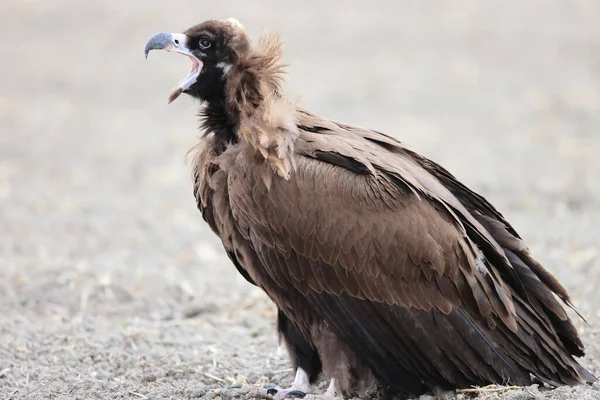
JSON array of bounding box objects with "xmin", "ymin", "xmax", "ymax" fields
[{"xmin": 0, "ymin": 0, "xmax": 599, "ymax": 398}]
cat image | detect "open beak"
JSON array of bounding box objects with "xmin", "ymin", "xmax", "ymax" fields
[{"xmin": 144, "ymin": 32, "xmax": 203, "ymax": 103}]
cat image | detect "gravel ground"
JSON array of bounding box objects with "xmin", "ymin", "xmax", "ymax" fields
[{"xmin": 1, "ymin": 1, "xmax": 600, "ymax": 399}]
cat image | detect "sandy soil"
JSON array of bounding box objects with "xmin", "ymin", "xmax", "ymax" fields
[{"xmin": 1, "ymin": 1, "xmax": 599, "ymax": 399}]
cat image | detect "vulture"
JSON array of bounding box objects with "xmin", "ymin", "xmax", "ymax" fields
[{"xmin": 144, "ymin": 19, "xmax": 596, "ymax": 399}]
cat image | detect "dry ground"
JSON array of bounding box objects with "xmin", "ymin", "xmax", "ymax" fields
[{"xmin": 1, "ymin": 1, "xmax": 600, "ymax": 399}]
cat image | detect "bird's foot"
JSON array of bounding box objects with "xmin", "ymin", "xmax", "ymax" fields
[
  {"xmin": 301, "ymin": 393, "xmax": 342, "ymax": 400},
  {"xmin": 223, "ymin": 383, "xmax": 306, "ymax": 400},
  {"xmin": 264, "ymin": 383, "xmax": 308, "ymax": 399},
  {"xmin": 222, "ymin": 377, "xmax": 342, "ymax": 400},
  {"xmin": 301, "ymin": 379, "xmax": 343, "ymax": 400},
  {"xmin": 220, "ymin": 368, "xmax": 313, "ymax": 399}
]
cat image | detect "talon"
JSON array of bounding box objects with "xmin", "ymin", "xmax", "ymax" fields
[
  {"xmin": 285, "ymin": 389, "xmax": 307, "ymax": 398},
  {"xmin": 269, "ymin": 388, "xmax": 307, "ymax": 400}
]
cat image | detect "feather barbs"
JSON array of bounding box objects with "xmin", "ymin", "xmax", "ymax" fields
[{"xmin": 226, "ymin": 30, "xmax": 298, "ymax": 182}]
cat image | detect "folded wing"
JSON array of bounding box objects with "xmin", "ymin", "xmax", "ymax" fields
[{"xmin": 226, "ymin": 113, "xmax": 594, "ymax": 390}]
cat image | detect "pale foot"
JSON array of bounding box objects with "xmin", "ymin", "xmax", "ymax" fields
[
  {"xmin": 261, "ymin": 366, "xmax": 314, "ymax": 399},
  {"xmin": 223, "ymin": 368, "xmax": 311, "ymax": 400},
  {"xmin": 264, "ymin": 383, "xmax": 308, "ymax": 399},
  {"xmin": 223, "ymin": 383, "xmax": 306, "ymax": 400},
  {"xmin": 303, "ymin": 379, "xmax": 343, "ymax": 400}
]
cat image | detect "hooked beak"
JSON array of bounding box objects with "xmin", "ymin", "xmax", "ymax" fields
[{"xmin": 144, "ymin": 32, "xmax": 203, "ymax": 103}]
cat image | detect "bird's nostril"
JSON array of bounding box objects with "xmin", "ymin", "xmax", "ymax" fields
[{"xmin": 174, "ymin": 39, "xmax": 180, "ymax": 46}]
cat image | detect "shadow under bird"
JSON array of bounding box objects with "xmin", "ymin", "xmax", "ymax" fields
[{"xmin": 144, "ymin": 18, "xmax": 596, "ymax": 399}]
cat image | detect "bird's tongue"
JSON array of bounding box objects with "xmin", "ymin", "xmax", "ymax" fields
[{"xmin": 168, "ymin": 56, "xmax": 203, "ymax": 103}]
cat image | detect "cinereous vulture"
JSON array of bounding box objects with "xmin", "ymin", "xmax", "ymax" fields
[{"xmin": 144, "ymin": 18, "xmax": 596, "ymax": 399}]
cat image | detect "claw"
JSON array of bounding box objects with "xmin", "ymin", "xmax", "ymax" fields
[
  {"xmin": 283, "ymin": 390, "xmax": 307, "ymax": 398},
  {"xmin": 262, "ymin": 383, "xmax": 307, "ymax": 399},
  {"xmin": 270, "ymin": 388, "xmax": 306, "ymax": 398},
  {"xmin": 263, "ymin": 382, "xmax": 282, "ymax": 395}
]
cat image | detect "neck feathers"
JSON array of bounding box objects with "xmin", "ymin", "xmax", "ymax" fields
[{"xmin": 204, "ymin": 32, "xmax": 299, "ymax": 180}]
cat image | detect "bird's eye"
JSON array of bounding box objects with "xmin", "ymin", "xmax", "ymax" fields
[{"xmin": 199, "ymin": 38, "xmax": 211, "ymax": 49}]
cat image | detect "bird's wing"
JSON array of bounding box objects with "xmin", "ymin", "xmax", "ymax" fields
[
  {"xmin": 226, "ymin": 112, "xmax": 592, "ymax": 388},
  {"xmin": 310, "ymin": 112, "xmax": 586, "ymax": 356},
  {"xmin": 192, "ymin": 139, "xmax": 258, "ymax": 285}
]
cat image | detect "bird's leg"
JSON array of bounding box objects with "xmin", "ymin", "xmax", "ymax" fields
[
  {"xmin": 302, "ymin": 379, "xmax": 342, "ymax": 400},
  {"xmin": 325, "ymin": 379, "xmax": 339, "ymax": 397},
  {"xmin": 261, "ymin": 367, "xmax": 310, "ymax": 399},
  {"xmin": 265, "ymin": 375, "xmax": 344, "ymax": 400},
  {"xmin": 291, "ymin": 367, "xmax": 311, "ymax": 393}
]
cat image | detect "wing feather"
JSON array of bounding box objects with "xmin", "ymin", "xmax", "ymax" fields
[{"xmin": 229, "ymin": 144, "xmax": 515, "ymax": 316}]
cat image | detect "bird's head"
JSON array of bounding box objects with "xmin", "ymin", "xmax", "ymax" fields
[{"xmin": 144, "ymin": 18, "xmax": 251, "ymax": 103}]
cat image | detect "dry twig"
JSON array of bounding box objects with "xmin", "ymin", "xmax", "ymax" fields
[
  {"xmin": 456, "ymin": 384, "xmax": 521, "ymax": 393},
  {"xmin": 204, "ymin": 372, "xmax": 225, "ymax": 382},
  {"xmin": 128, "ymin": 390, "xmax": 148, "ymax": 399}
]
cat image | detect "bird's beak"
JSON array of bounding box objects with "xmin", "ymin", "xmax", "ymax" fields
[{"xmin": 144, "ymin": 32, "xmax": 203, "ymax": 103}]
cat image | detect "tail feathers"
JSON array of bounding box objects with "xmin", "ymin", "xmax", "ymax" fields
[
  {"xmin": 506, "ymin": 249, "xmax": 586, "ymax": 358},
  {"xmin": 477, "ymin": 293, "xmax": 595, "ymax": 386}
]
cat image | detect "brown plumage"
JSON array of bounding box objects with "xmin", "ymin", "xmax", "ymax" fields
[{"xmin": 145, "ymin": 19, "xmax": 596, "ymax": 398}]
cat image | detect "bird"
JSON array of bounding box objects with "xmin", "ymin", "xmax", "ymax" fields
[{"xmin": 144, "ymin": 18, "xmax": 596, "ymax": 399}]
